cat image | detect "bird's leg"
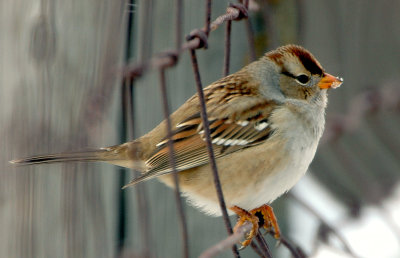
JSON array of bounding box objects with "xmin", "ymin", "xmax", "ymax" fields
[
  {"xmin": 250, "ymin": 204, "xmax": 281, "ymax": 239},
  {"xmin": 230, "ymin": 206, "xmax": 259, "ymax": 248}
]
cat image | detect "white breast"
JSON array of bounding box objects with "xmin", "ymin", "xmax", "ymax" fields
[
  {"xmin": 238, "ymin": 130, "xmax": 320, "ymax": 211},
  {"xmin": 181, "ymin": 96, "xmax": 327, "ymax": 216},
  {"xmin": 235, "ymin": 98, "xmax": 326, "ymax": 213}
]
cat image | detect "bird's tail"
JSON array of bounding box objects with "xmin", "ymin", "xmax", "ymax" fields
[
  {"xmin": 10, "ymin": 143, "xmax": 148, "ymax": 188},
  {"xmin": 9, "ymin": 143, "xmax": 138, "ymax": 168},
  {"xmin": 10, "ymin": 149, "xmax": 113, "ymax": 165}
]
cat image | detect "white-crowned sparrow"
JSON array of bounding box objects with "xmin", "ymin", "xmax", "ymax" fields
[{"xmin": 11, "ymin": 44, "xmax": 343, "ymax": 247}]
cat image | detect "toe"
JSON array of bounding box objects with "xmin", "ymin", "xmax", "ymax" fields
[
  {"xmin": 250, "ymin": 204, "xmax": 281, "ymax": 240},
  {"xmin": 230, "ymin": 206, "xmax": 260, "ymax": 248}
]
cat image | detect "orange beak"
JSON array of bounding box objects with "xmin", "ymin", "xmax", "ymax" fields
[{"xmin": 318, "ymin": 73, "xmax": 343, "ymax": 89}]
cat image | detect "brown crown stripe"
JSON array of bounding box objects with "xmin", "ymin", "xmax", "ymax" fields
[{"xmin": 267, "ymin": 45, "xmax": 324, "ymax": 76}]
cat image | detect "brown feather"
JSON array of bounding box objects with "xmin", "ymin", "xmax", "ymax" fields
[{"xmin": 127, "ymin": 72, "xmax": 282, "ymax": 185}]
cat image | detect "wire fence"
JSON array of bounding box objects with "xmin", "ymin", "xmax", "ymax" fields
[{"xmin": 120, "ymin": 0, "xmax": 400, "ymax": 257}]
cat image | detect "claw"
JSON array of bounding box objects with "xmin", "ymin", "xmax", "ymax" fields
[
  {"xmin": 231, "ymin": 206, "xmax": 259, "ymax": 248},
  {"xmin": 237, "ymin": 245, "xmax": 246, "ymax": 251},
  {"xmin": 230, "ymin": 204, "xmax": 281, "ymax": 250},
  {"xmin": 251, "ymin": 204, "xmax": 281, "ymax": 240}
]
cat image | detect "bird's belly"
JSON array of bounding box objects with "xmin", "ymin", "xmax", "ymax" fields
[
  {"xmin": 160, "ymin": 134, "xmax": 319, "ymax": 217},
  {"xmin": 234, "ymin": 144, "xmax": 316, "ymax": 211}
]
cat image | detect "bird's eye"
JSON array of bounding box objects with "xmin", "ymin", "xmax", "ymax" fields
[{"xmin": 295, "ymin": 74, "xmax": 310, "ymax": 85}]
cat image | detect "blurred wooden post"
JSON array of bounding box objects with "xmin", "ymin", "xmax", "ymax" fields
[{"xmin": 0, "ymin": 1, "xmax": 125, "ymax": 257}]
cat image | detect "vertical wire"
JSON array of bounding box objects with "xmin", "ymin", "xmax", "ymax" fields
[
  {"xmin": 159, "ymin": 68, "xmax": 189, "ymax": 258},
  {"xmin": 205, "ymin": 0, "xmax": 212, "ymax": 37},
  {"xmin": 269, "ymin": 229, "xmax": 308, "ymax": 258},
  {"xmin": 255, "ymin": 232, "xmax": 273, "ymax": 258},
  {"xmin": 117, "ymin": 81, "xmax": 128, "ymax": 253},
  {"xmin": 189, "ymin": 49, "xmax": 240, "ymax": 258},
  {"xmin": 122, "ymin": 0, "xmax": 151, "ymax": 256},
  {"xmin": 239, "ymin": 0, "xmax": 256, "ymax": 61},
  {"xmin": 250, "ymin": 241, "xmax": 268, "ymax": 258},
  {"xmin": 117, "ymin": 1, "xmax": 134, "ymax": 254},
  {"xmin": 139, "ymin": 0, "xmax": 154, "ymax": 63},
  {"xmin": 239, "ymin": 3, "xmax": 272, "ymax": 256},
  {"xmin": 123, "ymin": 78, "xmax": 151, "ymax": 257},
  {"xmin": 223, "ymin": 19, "xmax": 232, "ymax": 77},
  {"xmin": 173, "ymin": 1, "xmax": 190, "ymax": 256},
  {"xmin": 245, "ymin": 17, "xmax": 256, "ymax": 61}
]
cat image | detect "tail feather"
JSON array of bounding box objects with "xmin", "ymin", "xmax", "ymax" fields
[
  {"xmin": 10, "ymin": 144, "xmax": 148, "ymax": 187},
  {"xmin": 10, "ymin": 149, "xmax": 114, "ymax": 166},
  {"xmin": 122, "ymin": 171, "xmax": 159, "ymax": 189}
]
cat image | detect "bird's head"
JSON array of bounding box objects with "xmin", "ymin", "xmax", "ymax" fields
[{"xmin": 264, "ymin": 44, "xmax": 343, "ymax": 101}]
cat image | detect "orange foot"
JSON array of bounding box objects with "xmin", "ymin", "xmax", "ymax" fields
[
  {"xmin": 231, "ymin": 206, "xmax": 260, "ymax": 248},
  {"xmin": 231, "ymin": 204, "xmax": 281, "ymax": 249}
]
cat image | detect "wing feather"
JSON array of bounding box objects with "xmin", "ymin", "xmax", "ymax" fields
[{"xmin": 124, "ymin": 73, "xmax": 282, "ymax": 187}]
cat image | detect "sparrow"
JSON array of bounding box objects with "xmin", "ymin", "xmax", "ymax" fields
[{"xmin": 11, "ymin": 44, "xmax": 343, "ymax": 248}]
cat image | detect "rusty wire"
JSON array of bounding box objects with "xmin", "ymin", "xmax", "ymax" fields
[
  {"xmin": 243, "ymin": 16, "xmax": 256, "ymax": 61},
  {"xmin": 122, "ymin": 3, "xmax": 250, "ymax": 79},
  {"xmin": 250, "ymin": 241, "xmax": 268, "ymax": 258},
  {"xmin": 254, "ymin": 233, "xmax": 272, "ymax": 258},
  {"xmin": 199, "ymin": 211, "xmax": 309, "ymax": 258},
  {"xmin": 188, "ymin": 48, "xmax": 240, "ymax": 258},
  {"xmin": 122, "ymin": 79, "xmax": 152, "ymax": 257},
  {"xmin": 198, "ymin": 222, "xmax": 308, "ymax": 258},
  {"xmin": 121, "ymin": 1, "xmax": 151, "ymax": 256},
  {"xmin": 158, "ymin": 66, "xmax": 189, "ymax": 258},
  {"xmin": 156, "ymin": 1, "xmax": 190, "ymax": 257},
  {"xmin": 199, "ymin": 222, "xmax": 253, "ymax": 258},
  {"xmin": 205, "ymin": 0, "xmax": 212, "ymax": 37},
  {"xmin": 223, "ymin": 18, "xmax": 232, "ymax": 77},
  {"xmin": 210, "ymin": 3, "xmax": 247, "ymax": 31},
  {"xmin": 270, "ymin": 232, "xmax": 307, "ymax": 258}
]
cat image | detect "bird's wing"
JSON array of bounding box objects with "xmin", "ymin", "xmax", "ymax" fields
[{"xmin": 124, "ymin": 73, "xmax": 282, "ymax": 187}]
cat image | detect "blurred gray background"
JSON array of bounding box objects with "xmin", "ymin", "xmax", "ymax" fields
[{"xmin": 1, "ymin": 0, "xmax": 400, "ymax": 257}]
